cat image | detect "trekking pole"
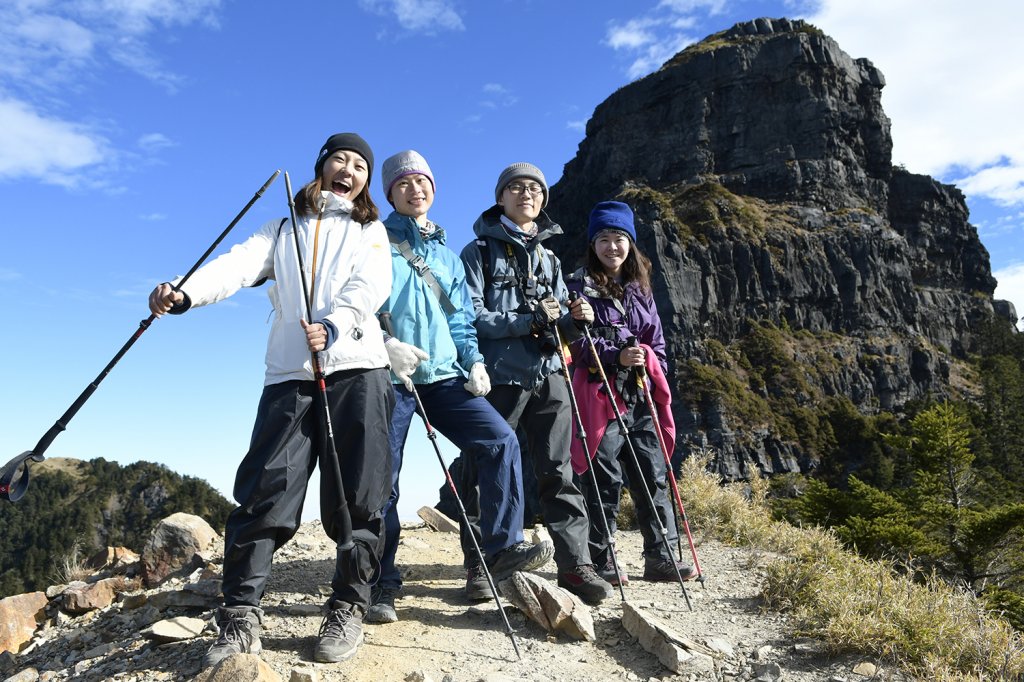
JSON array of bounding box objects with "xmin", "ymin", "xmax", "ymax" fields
[
  {"xmin": 378, "ymin": 312, "xmax": 523, "ymax": 660},
  {"xmin": 282, "ymin": 172, "xmax": 354, "ymax": 552},
  {"xmin": 547, "ymin": 315, "xmax": 626, "ymax": 601},
  {"xmin": 0, "ymin": 170, "xmax": 281, "ymax": 503},
  {"xmin": 570, "ymin": 292, "xmax": 693, "ymax": 610},
  {"xmin": 628, "ymin": 337, "xmax": 705, "ymax": 585}
]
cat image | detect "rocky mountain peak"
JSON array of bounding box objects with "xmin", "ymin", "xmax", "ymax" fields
[{"xmin": 545, "ymin": 18, "xmax": 1016, "ymax": 479}]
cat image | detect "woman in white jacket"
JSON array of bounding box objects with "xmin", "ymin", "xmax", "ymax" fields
[{"xmin": 149, "ymin": 133, "xmax": 393, "ymax": 667}]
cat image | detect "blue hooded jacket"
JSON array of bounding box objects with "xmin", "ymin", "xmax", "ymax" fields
[{"xmin": 380, "ymin": 211, "xmax": 484, "ymax": 385}]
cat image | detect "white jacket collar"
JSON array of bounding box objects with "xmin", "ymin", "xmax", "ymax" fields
[{"xmin": 319, "ymin": 191, "xmax": 354, "ymax": 215}]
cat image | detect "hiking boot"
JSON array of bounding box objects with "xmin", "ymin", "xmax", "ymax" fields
[
  {"xmin": 465, "ymin": 562, "xmax": 491, "ymax": 601},
  {"xmin": 485, "ymin": 540, "xmax": 555, "ymax": 583},
  {"xmin": 596, "ymin": 556, "xmax": 630, "ymax": 586},
  {"xmin": 558, "ymin": 564, "xmax": 613, "ymax": 604},
  {"xmin": 314, "ymin": 600, "xmax": 364, "ymax": 663},
  {"xmin": 202, "ymin": 605, "xmax": 263, "ymax": 669},
  {"xmin": 643, "ymin": 557, "xmax": 698, "ymax": 582},
  {"xmin": 365, "ymin": 584, "xmax": 399, "ymax": 624}
]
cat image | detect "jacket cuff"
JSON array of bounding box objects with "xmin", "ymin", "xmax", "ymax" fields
[
  {"xmin": 168, "ymin": 290, "xmax": 192, "ymax": 315},
  {"xmin": 317, "ymin": 319, "xmax": 338, "ymax": 349}
]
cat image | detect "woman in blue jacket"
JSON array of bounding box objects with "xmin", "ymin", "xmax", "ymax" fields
[{"xmin": 369, "ymin": 151, "xmax": 553, "ymax": 624}]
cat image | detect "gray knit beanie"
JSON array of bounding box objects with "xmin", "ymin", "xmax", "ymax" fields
[
  {"xmin": 494, "ymin": 162, "xmax": 548, "ymax": 208},
  {"xmin": 381, "ymin": 150, "xmax": 435, "ymax": 204}
]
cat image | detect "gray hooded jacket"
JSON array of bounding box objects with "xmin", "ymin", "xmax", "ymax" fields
[{"xmin": 459, "ymin": 205, "xmax": 581, "ymax": 389}]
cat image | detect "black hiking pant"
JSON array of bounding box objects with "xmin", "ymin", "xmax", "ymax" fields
[
  {"xmin": 221, "ymin": 367, "xmax": 394, "ymax": 610},
  {"xmin": 461, "ymin": 372, "xmax": 591, "ymax": 570},
  {"xmin": 584, "ymin": 400, "xmax": 678, "ymax": 566}
]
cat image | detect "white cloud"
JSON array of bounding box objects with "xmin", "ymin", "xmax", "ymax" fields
[
  {"xmin": 0, "ymin": 99, "xmax": 107, "ymax": 184},
  {"xmin": 0, "ymin": 1, "xmax": 221, "ymax": 187},
  {"xmin": 137, "ymin": 133, "xmax": 175, "ymax": 153},
  {"xmin": 803, "ymin": 1, "xmax": 1024, "ymax": 208},
  {"xmin": 626, "ymin": 33, "xmax": 697, "ymax": 79},
  {"xmin": 566, "ymin": 119, "xmax": 586, "ymax": 132},
  {"xmin": 0, "ymin": 267, "xmax": 22, "ymax": 281},
  {"xmin": 480, "ymin": 83, "xmax": 517, "ymax": 108},
  {"xmin": 657, "ymin": 0, "xmax": 727, "ymax": 14},
  {"xmin": 993, "ymin": 263, "xmax": 1024, "ymax": 331},
  {"xmin": 956, "ymin": 163, "xmax": 1024, "ymax": 208},
  {"xmin": 607, "ymin": 18, "xmax": 658, "ymax": 50},
  {"xmin": 604, "ymin": 9, "xmax": 701, "ymax": 79},
  {"xmin": 358, "ymin": 0, "xmax": 464, "ymax": 33},
  {"xmin": 17, "ymin": 13, "xmax": 94, "ymax": 59}
]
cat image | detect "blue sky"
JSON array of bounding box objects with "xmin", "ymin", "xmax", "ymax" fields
[{"xmin": 2, "ymin": 0, "xmax": 1022, "ymax": 523}]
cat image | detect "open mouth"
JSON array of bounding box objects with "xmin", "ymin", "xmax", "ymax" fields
[{"xmin": 332, "ymin": 179, "xmax": 352, "ymax": 195}]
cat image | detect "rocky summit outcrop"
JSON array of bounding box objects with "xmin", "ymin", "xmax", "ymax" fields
[{"xmin": 544, "ymin": 17, "xmax": 1017, "ymax": 480}]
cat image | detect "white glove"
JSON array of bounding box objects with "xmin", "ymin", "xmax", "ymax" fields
[
  {"xmin": 464, "ymin": 362, "xmax": 491, "ymax": 397},
  {"xmin": 386, "ymin": 338, "xmax": 429, "ymax": 390}
]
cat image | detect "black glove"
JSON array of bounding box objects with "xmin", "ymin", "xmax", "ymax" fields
[{"xmin": 530, "ymin": 296, "xmax": 561, "ymax": 333}]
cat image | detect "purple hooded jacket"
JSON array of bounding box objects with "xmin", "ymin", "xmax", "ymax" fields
[{"xmin": 565, "ymin": 267, "xmax": 668, "ymax": 377}]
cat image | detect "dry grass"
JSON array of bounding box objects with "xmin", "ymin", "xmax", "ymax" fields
[
  {"xmin": 54, "ymin": 540, "xmax": 93, "ymax": 585},
  {"xmin": 677, "ymin": 455, "xmax": 1024, "ymax": 681}
]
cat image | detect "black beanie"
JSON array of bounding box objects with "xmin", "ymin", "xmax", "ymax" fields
[{"xmin": 314, "ymin": 133, "xmax": 374, "ymax": 181}]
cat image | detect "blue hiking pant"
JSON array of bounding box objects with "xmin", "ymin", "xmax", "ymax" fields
[{"xmin": 377, "ymin": 378, "xmax": 524, "ymax": 590}]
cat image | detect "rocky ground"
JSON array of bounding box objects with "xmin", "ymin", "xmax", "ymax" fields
[{"xmin": 2, "ymin": 518, "xmax": 912, "ymax": 682}]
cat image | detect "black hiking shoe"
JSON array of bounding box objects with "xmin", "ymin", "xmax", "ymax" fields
[
  {"xmin": 314, "ymin": 600, "xmax": 364, "ymax": 663},
  {"xmin": 558, "ymin": 564, "xmax": 614, "ymax": 604},
  {"xmin": 596, "ymin": 555, "xmax": 630, "ymax": 586},
  {"xmin": 485, "ymin": 540, "xmax": 554, "ymax": 583},
  {"xmin": 365, "ymin": 584, "xmax": 399, "ymax": 624},
  {"xmin": 643, "ymin": 557, "xmax": 698, "ymax": 582},
  {"xmin": 465, "ymin": 562, "xmax": 491, "ymax": 601},
  {"xmin": 202, "ymin": 605, "xmax": 263, "ymax": 669}
]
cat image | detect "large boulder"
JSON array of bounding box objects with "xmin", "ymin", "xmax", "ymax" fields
[
  {"xmin": 141, "ymin": 512, "xmax": 219, "ymax": 587},
  {"xmin": 0, "ymin": 592, "xmax": 48, "ymax": 653}
]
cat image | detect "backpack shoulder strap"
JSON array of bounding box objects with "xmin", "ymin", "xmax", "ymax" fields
[
  {"xmin": 475, "ymin": 238, "xmax": 492, "ymax": 287},
  {"xmin": 390, "ymin": 234, "xmax": 457, "ymax": 316}
]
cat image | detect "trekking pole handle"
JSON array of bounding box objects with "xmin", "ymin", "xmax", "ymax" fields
[
  {"xmin": 378, "ymin": 312, "xmax": 395, "ymax": 338},
  {"xmin": 567, "ymin": 290, "xmax": 591, "ymax": 328},
  {"xmin": 628, "ymin": 336, "xmax": 648, "ymax": 378}
]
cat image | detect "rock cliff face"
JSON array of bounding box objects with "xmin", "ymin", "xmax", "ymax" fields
[{"xmin": 545, "ymin": 18, "xmax": 1016, "ymax": 479}]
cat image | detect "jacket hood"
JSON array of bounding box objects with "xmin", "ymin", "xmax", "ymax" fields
[
  {"xmin": 383, "ymin": 211, "xmax": 447, "ymax": 246},
  {"xmin": 471, "ymin": 204, "xmax": 563, "ymax": 244}
]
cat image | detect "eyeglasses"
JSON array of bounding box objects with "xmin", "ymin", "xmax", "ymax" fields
[{"xmin": 505, "ymin": 181, "xmax": 544, "ymax": 196}]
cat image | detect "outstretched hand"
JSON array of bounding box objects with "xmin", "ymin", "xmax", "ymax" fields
[{"xmin": 148, "ymin": 283, "xmax": 184, "ymax": 316}]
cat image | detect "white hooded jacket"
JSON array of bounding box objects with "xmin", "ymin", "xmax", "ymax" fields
[{"xmin": 174, "ymin": 194, "xmax": 392, "ymax": 385}]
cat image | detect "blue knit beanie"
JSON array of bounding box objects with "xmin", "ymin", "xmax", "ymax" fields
[{"xmin": 588, "ymin": 201, "xmax": 636, "ymax": 242}]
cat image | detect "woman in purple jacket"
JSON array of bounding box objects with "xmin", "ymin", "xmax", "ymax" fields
[{"xmin": 566, "ymin": 201, "xmax": 696, "ymax": 586}]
